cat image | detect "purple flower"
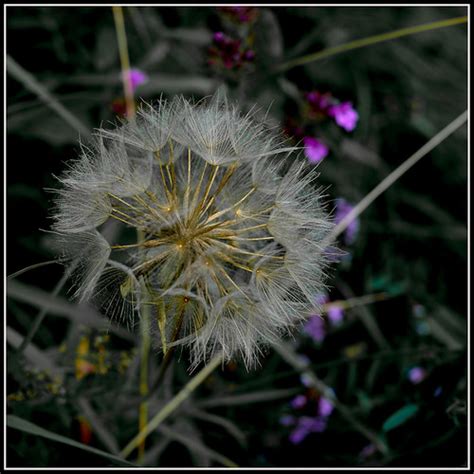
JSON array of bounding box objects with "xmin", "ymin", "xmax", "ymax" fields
[
  {"xmin": 407, "ymin": 366, "xmax": 427, "ymax": 384},
  {"xmin": 306, "ymin": 91, "xmax": 319, "ymax": 104},
  {"xmin": 219, "ymin": 6, "xmax": 258, "ymax": 23},
  {"xmin": 359, "ymin": 443, "xmax": 377, "ymax": 459},
  {"xmin": 126, "ymin": 69, "xmax": 148, "ymax": 92},
  {"xmin": 213, "ymin": 31, "xmax": 225, "ymax": 43},
  {"xmin": 243, "ymin": 49, "xmax": 255, "ymax": 61},
  {"xmin": 279, "ymin": 414, "xmax": 296, "ymax": 426},
  {"xmin": 303, "ymin": 137, "xmax": 329, "ymax": 164},
  {"xmin": 209, "ymin": 32, "xmax": 254, "ymax": 70},
  {"xmin": 315, "ymin": 293, "xmax": 329, "ymax": 306},
  {"xmin": 288, "ymin": 416, "xmax": 327, "ymax": 444},
  {"xmin": 327, "ymin": 305, "xmax": 344, "ymax": 326},
  {"xmin": 302, "ymin": 417, "xmax": 326, "ymax": 432},
  {"xmin": 305, "ymin": 90, "xmax": 333, "ymax": 116},
  {"xmin": 304, "ymin": 315, "xmax": 326, "ymax": 343},
  {"xmin": 328, "ymin": 101, "xmax": 359, "ymax": 132},
  {"xmin": 309, "ymin": 417, "xmax": 327, "ymax": 432},
  {"xmin": 290, "ymin": 394, "xmax": 307, "ymax": 409},
  {"xmin": 318, "ymin": 397, "xmax": 335, "ymax": 417},
  {"xmin": 289, "ymin": 426, "xmax": 308, "ymax": 444},
  {"xmin": 335, "ymin": 198, "xmax": 360, "ymax": 245}
]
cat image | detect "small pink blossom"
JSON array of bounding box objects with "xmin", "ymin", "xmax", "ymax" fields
[
  {"xmin": 289, "ymin": 416, "xmax": 327, "ymax": 444},
  {"xmin": 305, "ymin": 90, "xmax": 333, "ymax": 114},
  {"xmin": 303, "ymin": 137, "xmax": 329, "ymax": 164},
  {"xmin": 335, "ymin": 198, "xmax": 360, "ymax": 245},
  {"xmin": 304, "ymin": 315, "xmax": 325, "ymax": 343},
  {"xmin": 126, "ymin": 69, "xmax": 149, "ymax": 92},
  {"xmin": 407, "ymin": 366, "xmax": 427, "ymax": 384},
  {"xmin": 328, "ymin": 101, "xmax": 359, "ymax": 132},
  {"xmin": 290, "ymin": 394, "xmax": 307, "ymax": 409},
  {"xmin": 359, "ymin": 443, "xmax": 377, "ymax": 459},
  {"xmin": 209, "ymin": 32, "xmax": 255, "ymax": 70},
  {"xmin": 327, "ymin": 305, "xmax": 344, "ymax": 326},
  {"xmin": 318, "ymin": 397, "xmax": 334, "ymax": 417}
]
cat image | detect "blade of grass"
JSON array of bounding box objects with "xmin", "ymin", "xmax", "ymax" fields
[
  {"xmin": 7, "ymin": 415, "xmax": 134, "ymax": 467},
  {"xmin": 7, "ymin": 326, "xmax": 63, "ymax": 377},
  {"xmin": 76, "ymin": 398, "xmax": 121, "ymax": 455},
  {"xmin": 321, "ymin": 110, "xmax": 467, "ymax": 247},
  {"xmin": 322, "ymin": 292, "xmax": 393, "ymax": 313},
  {"xmin": 142, "ymin": 437, "xmax": 170, "ymax": 466},
  {"xmin": 156, "ymin": 424, "xmax": 238, "ymax": 468},
  {"xmin": 120, "ymin": 352, "xmax": 223, "ymax": 459},
  {"xmin": 7, "ymin": 55, "xmax": 91, "ymax": 138},
  {"xmin": 7, "ymin": 260, "xmax": 60, "ymax": 280},
  {"xmin": 196, "ymin": 387, "xmax": 299, "ymax": 408},
  {"xmin": 277, "ymin": 16, "xmax": 467, "ymax": 71},
  {"xmin": 186, "ymin": 408, "xmax": 247, "ymax": 447},
  {"xmin": 112, "ymin": 6, "xmax": 135, "ymax": 119},
  {"xmin": 14, "ymin": 262, "xmax": 76, "ymax": 355},
  {"xmin": 7, "ymin": 279, "xmax": 135, "ymax": 342}
]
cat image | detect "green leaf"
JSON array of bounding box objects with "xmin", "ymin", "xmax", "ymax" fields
[
  {"xmin": 368, "ymin": 275, "xmax": 390, "ymax": 291},
  {"xmin": 368, "ymin": 275, "xmax": 407, "ymax": 296},
  {"xmin": 196, "ymin": 388, "xmax": 299, "ymax": 408},
  {"xmin": 386, "ymin": 281, "xmax": 408, "ymax": 297},
  {"xmin": 7, "ymin": 415, "xmax": 134, "ymax": 467},
  {"xmin": 382, "ymin": 404, "xmax": 419, "ymax": 432}
]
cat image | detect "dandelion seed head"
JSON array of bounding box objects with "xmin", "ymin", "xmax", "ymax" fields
[{"xmin": 51, "ymin": 93, "xmax": 335, "ymax": 369}]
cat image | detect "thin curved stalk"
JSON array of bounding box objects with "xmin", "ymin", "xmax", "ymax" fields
[
  {"xmin": 120, "ymin": 352, "xmax": 223, "ymax": 459},
  {"xmin": 322, "ymin": 110, "xmax": 467, "ymax": 247},
  {"xmin": 277, "ymin": 16, "xmax": 467, "ymax": 72},
  {"xmin": 7, "ymin": 260, "xmax": 59, "ymax": 280},
  {"xmin": 112, "ymin": 6, "xmax": 136, "ymax": 119},
  {"xmin": 7, "ymin": 55, "xmax": 91, "ymax": 138}
]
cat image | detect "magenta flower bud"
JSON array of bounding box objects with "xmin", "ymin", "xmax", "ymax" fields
[
  {"xmin": 334, "ymin": 198, "xmax": 360, "ymax": 245},
  {"xmin": 408, "ymin": 366, "xmax": 427, "ymax": 384},
  {"xmin": 318, "ymin": 396, "xmax": 334, "ymax": 417},
  {"xmin": 243, "ymin": 49, "xmax": 255, "ymax": 61},
  {"xmin": 327, "ymin": 305, "xmax": 344, "ymax": 326},
  {"xmin": 328, "ymin": 101, "xmax": 359, "ymax": 132},
  {"xmin": 213, "ymin": 31, "xmax": 225, "ymax": 43},
  {"xmin": 306, "ymin": 91, "xmax": 319, "ymax": 104},
  {"xmin": 290, "ymin": 394, "xmax": 308, "ymax": 409},
  {"xmin": 124, "ymin": 68, "xmax": 148, "ymax": 92},
  {"xmin": 303, "ymin": 136, "xmax": 329, "ymax": 164},
  {"xmin": 304, "ymin": 315, "xmax": 326, "ymax": 343}
]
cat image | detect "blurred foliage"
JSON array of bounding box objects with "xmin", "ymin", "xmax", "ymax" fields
[{"xmin": 6, "ymin": 5, "xmax": 467, "ymax": 468}]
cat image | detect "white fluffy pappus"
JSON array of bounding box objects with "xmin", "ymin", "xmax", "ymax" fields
[{"xmin": 50, "ymin": 93, "xmax": 335, "ymax": 370}]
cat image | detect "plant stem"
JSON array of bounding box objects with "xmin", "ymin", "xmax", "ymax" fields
[
  {"xmin": 7, "ymin": 55, "xmax": 91, "ymax": 137},
  {"xmin": 120, "ymin": 352, "xmax": 223, "ymax": 459},
  {"xmin": 277, "ymin": 16, "xmax": 467, "ymax": 72},
  {"xmin": 15, "ymin": 260, "xmax": 78, "ymax": 355},
  {"xmin": 146, "ymin": 307, "xmax": 186, "ymax": 399},
  {"xmin": 112, "ymin": 6, "xmax": 136, "ymax": 119},
  {"xmin": 136, "ymin": 229, "xmax": 151, "ymax": 464},
  {"xmin": 321, "ymin": 110, "xmax": 467, "ymax": 248},
  {"xmin": 322, "ymin": 292, "xmax": 391, "ymax": 312},
  {"xmin": 7, "ymin": 260, "xmax": 59, "ymax": 280}
]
